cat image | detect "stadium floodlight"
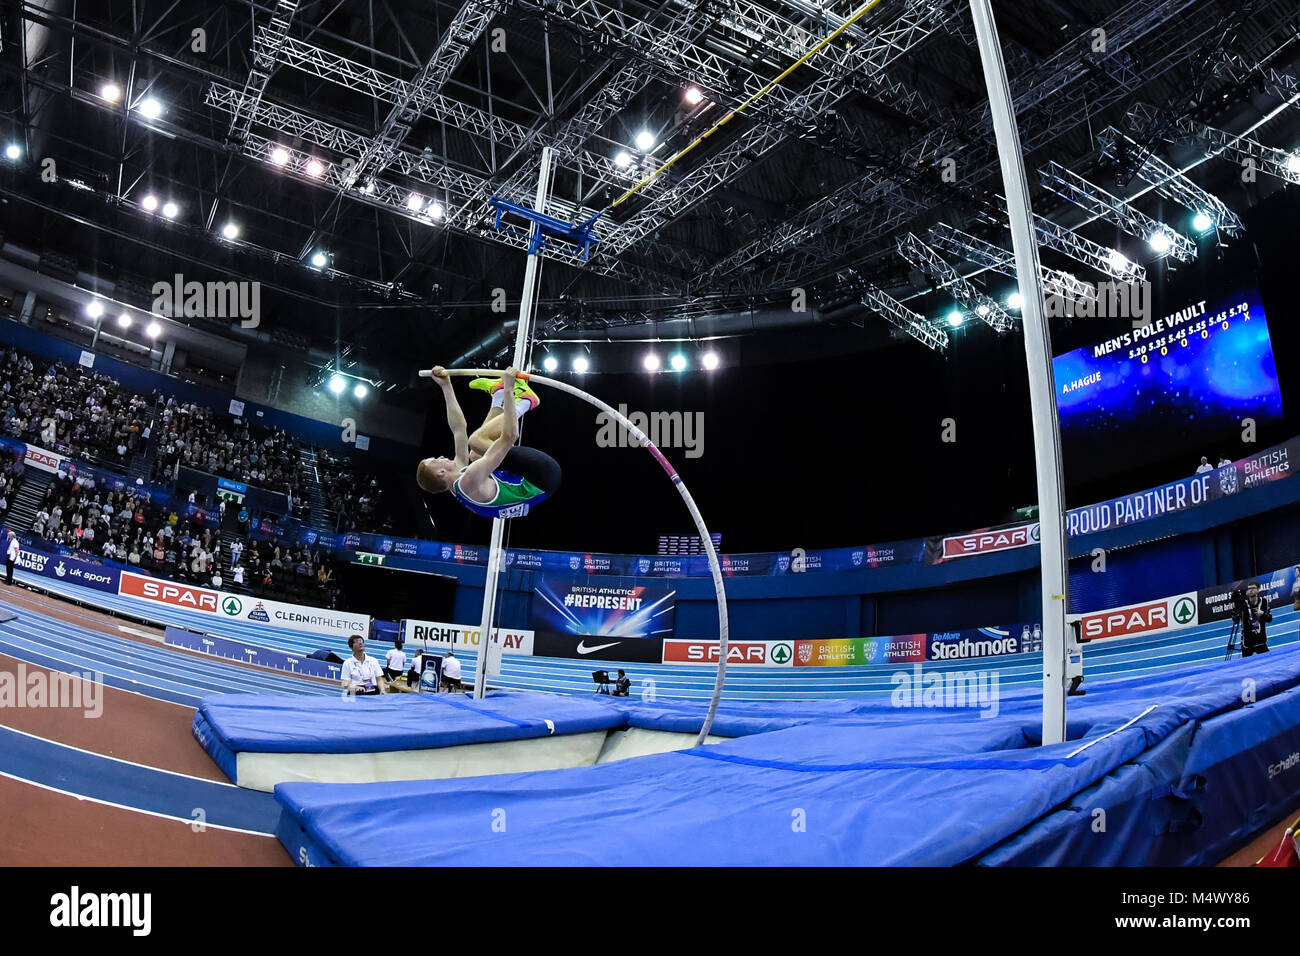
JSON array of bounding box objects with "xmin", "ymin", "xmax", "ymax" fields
[
  {"xmin": 4, "ymin": 144, "xmax": 20, "ymax": 161},
  {"xmin": 572, "ymin": 356, "xmax": 590, "ymax": 374},
  {"xmin": 310, "ymin": 251, "xmax": 328, "ymax": 268},
  {"xmin": 305, "ymin": 159, "xmax": 325, "ymax": 178},
  {"xmin": 353, "ymin": 383, "xmax": 368, "ymax": 399},
  {"xmin": 684, "ymin": 87, "xmax": 705, "ymax": 106},
  {"xmin": 137, "ymin": 97, "xmax": 163, "ymax": 120},
  {"xmin": 635, "ymin": 130, "xmax": 655, "ymax": 151},
  {"xmin": 221, "ymin": 222, "xmax": 240, "ymax": 239},
  {"xmin": 614, "ymin": 151, "xmax": 632, "ymax": 168},
  {"xmin": 542, "ymin": 355, "xmax": 559, "ymax": 372},
  {"xmin": 406, "ymin": 193, "xmax": 424, "ymax": 211},
  {"xmin": 141, "ymin": 194, "xmax": 159, "ymax": 211},
  {"xmin": 1288, "ymin": 153, "xmax": 1300, "ymax": 176},
  {"xmin": 1147, "ymin": 231, "xmax": 1172, "ymax": 254},
  {"xmin": 1007, "ymin": 292, "xmax": 1023, "ymax": 310},
  {"xmin": 117, "ymin": 313, "xmax": 131, "ymax": 329},
  {"xmin": 1107, "ymin": 249, "xmax": 1133, "ymax": 273},
  {"xmin": 161, "ymin": 201, "xmax": 179, "ymax": 219},
  {"xmin": 328, "ymin": 375, "xmax": 346, "ymax": 394},
  {"xmin": 427, "ymin": 202, "xmax": 445, "ymax": 220},
  {"xmin": 947, "ymin": 309, "xmax": 965, "ymax": 327},
  {"xmin": 701, "ymin": 351, "xmax": 720, "ymax": 370},
  {"xmin": 100, "ymin": 82, "xmax": 122, "ymax": 103},
  {"xmin": 86, "ymin": 300, "xmax": 104, "ymax": 318},
  {"xmin": 270, "ymin": 146, "xmax": 290, "ymax": 166},
  {"xmin": 1192, "ymin": 211, "xmax": 1214, "ymax": 233},
  {"xmin": 145, "ymin": 321, "xmax": 162, "ymax": 338},
  {"xmin": 643, "ymin": 352, "xmax": 661, "ymax": 371},
  {"xmin": 670, "ymin": 354, "xmax": 687, "ymax": 371},
  {"xmin": 359, "ymin": 179, "xmax": 375, "ymax": 194}
]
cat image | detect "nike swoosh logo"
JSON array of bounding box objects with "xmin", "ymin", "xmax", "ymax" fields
[{"xmin": 576, "ymin": 641, "xmax": 620, "ymax": 655}]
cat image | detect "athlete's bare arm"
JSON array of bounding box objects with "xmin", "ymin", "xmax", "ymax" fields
[
  {"xmin": 431, "ymin": 366, "xmax": 471, "ymax": 466},
  {"xmin": 460, "ymin": 368, "xmax": 519, "ymax": 500}
]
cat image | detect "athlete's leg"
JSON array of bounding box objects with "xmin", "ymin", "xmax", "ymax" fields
[{"xmin": 468, "ymin": 390, "xmax": 536, "ymax": 458}]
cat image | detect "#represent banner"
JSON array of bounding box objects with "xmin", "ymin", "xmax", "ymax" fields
[{"xmin": 531, "ymin": 575, "xmax": 675, "ymax": 639}]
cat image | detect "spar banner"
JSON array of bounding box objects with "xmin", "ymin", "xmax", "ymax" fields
[
  {"xmin": 1071, "ymin": 592, "xmax": 1199, "ymax": 642},
  {"xmin": 14, "ymin": 547, "xmax": 121, "ymax": 594},
  {"xmin": 400, "ymin": 618, "xmax": 534, "ymax": 657},
  {"xmin": 117, "ymin": 571, "xmax": 369, "ymax": 638},
  {"xmin": 531, "ymin": 574, "xmax": 676, "ymax": 639},
  {"xmin": 662, "ymin": 639, "xmax": 795, "ymax": 667},
  {"xmin": 534, "ymin": 633, "xmax": 665, "ymax": 663}
]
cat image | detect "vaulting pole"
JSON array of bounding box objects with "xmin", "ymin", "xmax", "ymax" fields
[
  {"xmin": 969, "ymin": 0, "xmax": 1073, "ymax": 745},
  {"xmin": 423, "ymin": 367, "xmax": 730, "ymax": 744},
  {"xmin": 471, "ymin": 147, "xmax": 555, "ymax": 700}
]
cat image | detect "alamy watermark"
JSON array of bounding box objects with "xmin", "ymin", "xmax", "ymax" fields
[
  {"xmin": 1045, "ymin": 280, "xmax": 1152, "ymax": 328},
  {"xmin": 890, "ymin": 664, "xmax": 1000, "ymax": 718},
  {"xmin": 0, "ymin": 663, "xmax": 102, "ymax": 717},
  {"xmin": 152, "ymin": 273, "xmax": 260, "ymax": 328},
  {"xmin": 596, "ymin": 404, "xmax": 704, "ymax": 459}
]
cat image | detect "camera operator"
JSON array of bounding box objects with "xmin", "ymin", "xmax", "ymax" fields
[{"xmin": 1237, "ymin": 580, "xmax": 1273, "ymax": 657}]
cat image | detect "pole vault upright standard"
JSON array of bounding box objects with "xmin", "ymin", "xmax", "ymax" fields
[
  {"xmin": 422, "ymin": 368, "xmax": 732, "ymax": 745},
  {"xmin": 469, "ymin": 147, "xmax": 556, "ymax": 701}
]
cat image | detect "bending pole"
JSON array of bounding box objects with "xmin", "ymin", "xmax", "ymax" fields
[
  {"xmin": 471, "ymin": 146, "xmax": 556, "ymax": 701},
  {"xmin": 424, "ymin": 367, "xmax": 730, "ymax": 745},
  {"xmin": 969, "ymin": 0, "xmax": 1072, "ymax": 745}
]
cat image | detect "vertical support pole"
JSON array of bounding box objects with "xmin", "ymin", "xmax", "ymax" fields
[
  {"xmin": 969, "ymin": 0, "xmax": 1071, "ymax": 745},
  {"xmin": 472, "ymin": 147, "xmax": 555, "ymax": 700}
]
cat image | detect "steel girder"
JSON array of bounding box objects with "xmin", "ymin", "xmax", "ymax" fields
[
  {"xmin": 926, "ymin": 223, "xmax": 1101, "ymax": 303},
  {"xmin": 895, "ymin": 233, "xmax": 1014, "ymax": 332}
]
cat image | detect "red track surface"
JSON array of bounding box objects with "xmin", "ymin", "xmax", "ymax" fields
[{"xmin": 0, "ymin": 584, "xmax": 291, "ymax": 866}]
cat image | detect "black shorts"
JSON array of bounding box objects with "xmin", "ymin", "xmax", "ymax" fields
[{"xmin": 500, "ymin": 446, "xmax": 562, "ymax": 496}]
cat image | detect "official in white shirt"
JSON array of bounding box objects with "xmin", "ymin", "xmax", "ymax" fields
[
  {"xmin": 383, "ymin": 640, "xmax": 407, "ymax": 682},
  {"xmin": 340, "ymin": 635, "xmax": 387, "ymax": 696},
  {"xmin": 5, "ymin": 530, "xmax": 19, "ymax": 585},
  {"xmin": 441, "ymin": 649, "xmax": 463, "ymax": 691}
]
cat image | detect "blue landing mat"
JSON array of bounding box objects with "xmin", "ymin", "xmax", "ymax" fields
[{"xmin": 272, "ymin": 647, "xmax": 1300, "ymax": 866}]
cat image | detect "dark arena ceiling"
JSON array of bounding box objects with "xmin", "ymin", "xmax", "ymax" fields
[{"xmin": 1, "ymin": 0, "xmax": 1298, "ymax": 387}]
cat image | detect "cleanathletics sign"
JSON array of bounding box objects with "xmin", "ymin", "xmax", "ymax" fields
[{"xmin": 118, "ymin": 571, "xmax": 369, "ymax": 638}]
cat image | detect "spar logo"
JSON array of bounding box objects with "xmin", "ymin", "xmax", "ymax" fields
[
  {"xmin": 770, "ymin": 642, "xmax": 792, "ymax": 664},
  {"xmin": 1080, "ymin": 599, "xmax": 1172, "ymax": 641},
  {"xmin": 942, "ymin": 523, "xmax": 1038, "ymax": 559},
  {"xmin": 122, "ymin": 574, "xmax": 219, "ymax": 612},
  {"xmin": 1172, "ymin": 596, "xmax": 1196, "ymax": 626},
  {"xmin": 221, "ymin": 596, "xmax": 242, "ymax": 617}
]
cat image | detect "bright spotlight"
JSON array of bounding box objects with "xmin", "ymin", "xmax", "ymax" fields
[
  {"xmin": 328, "ymin": 375, "xmax": 346, "ymax": 394},
  {"xmin": 701, "ymin": 351, "xmax": 720, "ymax": 370},
  {"xmin": 1147, "ymin": 231, "xmax": 1172, "ymax": 254},
  {"xmin": 1287, "ymin": 152, "xmax": 1300, "ymax": 176},
  {"xmin": 137, "ymin": 97, "xmax": 163, "ymax": 120},
  {"xmin": 976, "ymin": 303, "xmax": 990, "ymax": 317},
  {"xmin": 427, "ymin": 202, "xmax": 444, "ymax": 220},
  {"xmin": 86, "ymin": 300, "xmax": 104, "ymax": 319},
  {"xmin": 542, "ymin": 355, "xmax": 559, "ymax": 372},
  {"xmin": 572, "ymin": 356, "xmax": 589, "ymax": 374},
  {"xmin": 1192, "ymin": 211, "xmax": 1213, "ymax": 233},
  {"xmin": 643, "ymin": 352, "xmax": 661, "ymax": 371},
  {"xmin": 117, "ymin": 313, "xmax": 131, "ymax": 329},
  {"xmin": 310, "ymin": 251, "xmax": 328, "ymax": 268},
  {"xmin": 305, "ymin": 159, "xmax": 325, "ymax": 178},
  {"xmin": 221, "ymin": 222, "xmax": 240, "ymax": 240},
  {"xmin": 101, "ymin": 82, "xmax": 122, "ymax": 103},
  {"xmin": 407, "ymin": 193, "xmax": 424, "ymax": 211},
  {"xmin": 1007, "ymin": 292, "xmax": 1023, "ymax": 310},
  {"xmin": 360, "ymin": 179, "xmax": 375, "ymax": 195},
  {"xmin": 161, "ymin": 201, "xmax": 179, "ymax": 219},
  {"xmin": 613, "ymin": 151, "xmax": 632, "ymax": 169},
  {"xmin": 4, "ymin": 144, "xmax": 20, "ymax": 161},
  {"xmin": 670, "ymin": 354, "xmax": 687, "ymax": 371},
  {"xmin": 947, "ymin": 309, "xmax": 964, "ymax": 327},
  {"xmin": 270, "ymin": 146, "xmax": 290, "ymax": 166},
  {"xmin": 145, "ymin": 321, "xmax": 162, "ymax": 338},
  {"xmin": 1107, "ymin": 250, "xmax": 1131, "ymax": 273},
  {"xmin": 684, "ymin": 86, "xmax": 704, "ymax": 106},
  {"xmin": 635, "ymin": 130, "xmax": 655, "ymax": 151},
  {"xmin": 353, "ymin": 383, "xmax": 368, "ymax": 399},
  {"xmin": 141, "ymin": 194, "xmax": 159, "ymax": 212}
]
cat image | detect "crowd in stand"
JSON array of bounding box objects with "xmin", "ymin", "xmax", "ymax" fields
[
  {"xmin": 316, "ymin": 448, "xmax": 394, "ymax": 534},
  {"xmin": 0, "ymin": 450, "xmax": 23, "ymax": 520},
  {"xmin": 0, "ymin": 347, "xmax": 152, "ymax": 467},
  {"xmin": 150, "ymin": 397, "xmax": 306, "ymax": 498}
]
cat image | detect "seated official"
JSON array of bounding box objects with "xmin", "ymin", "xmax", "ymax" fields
[
  {"xmin": 612, "ymin": 669, "xmax": 631, "ymax": 697},
  {"xmin": 441, "ymin": 649, "xmax": 462, "ymax": 691},
  {"xmin": 340, "ymin": 635, "xmax": 387, "ymax": 696},
  {"xmin": 406, "ymin": 648, "xmax": 424, "ymax": 687},
  {"xmin": 383, "ymin": 639, "xmax": 407, "ymax": 682}
]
